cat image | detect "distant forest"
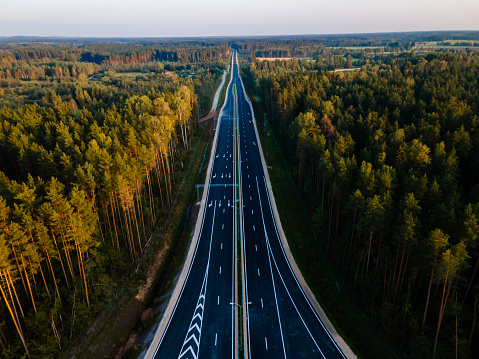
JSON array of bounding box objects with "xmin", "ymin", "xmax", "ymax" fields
[
  {"xmin": 232, "ymin": 31, "xmax": 479, "ymax": 62},
  {"xmin": 0, "ymin": 40, "xmax": 229, "ymax": 358},
  {"xmin": 243, "ymin": 50, "xmax": 479, "ymax": 358}
]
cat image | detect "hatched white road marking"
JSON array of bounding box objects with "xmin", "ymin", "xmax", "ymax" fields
[{"xmin": 178, "ymin": 270, "xmax": 208, "ymax": 359}]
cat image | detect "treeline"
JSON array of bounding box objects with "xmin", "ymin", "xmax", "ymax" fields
[
  {"xmin": 247, "ymin": 56, "xmax": 364, "ymax": 78},
  {"xmin": 2, "ymin": 41, "xmax": 229, "ymax": 63},
  {"xmin": 233, "ymin": 38, "xmax": 415, "ymax": 59},
  {"xmin": 0, "ymin": 44, "xmax": 227, "ymax": 116},
  {"xmin": 437, "ymin": 42, "xmax": 479, "ymax": 47},
  {"xmin": 233, "ymin": 31, "xmax": 479, "ymax": 54},
  {"xmin": 0, "ymin": 43, "xmax": 229, "ymax": 81},
  {"xmin": 244, "ymin": 52, "xmax": 479, "ymax": 358},
  {"xmin": 12, "ymin": 66, "xmax": 221, "ymax": 112}
]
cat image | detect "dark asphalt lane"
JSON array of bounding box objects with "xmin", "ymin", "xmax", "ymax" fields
[
  {"xmin": 234, "ymin": 54, "xmax": 346, "ymax": 358},
  {"xmin": 151, "ymin": 54, "xmax": 238, "ymax": 359}
]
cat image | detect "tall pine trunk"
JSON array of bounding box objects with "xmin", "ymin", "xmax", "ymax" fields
[{"xmin": 0, "ymin": 272, "xmax": 30, "ymax": 358}]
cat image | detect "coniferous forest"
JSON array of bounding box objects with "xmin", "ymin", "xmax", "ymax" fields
[
  {"xmin": 243, "ymin": 50, "xmax": 479, "ymax": 358},
  {"xmin": 0, "ymin": 40, "xmax": 229, "ymax": 358},
  {"xmin": 2, "ymin": 34, "xmax": 479, "ymax": 358}
]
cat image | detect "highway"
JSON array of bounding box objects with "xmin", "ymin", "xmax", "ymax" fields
[
  {"xmin": 145, "ymin": 53, "xmax": 238, "ymax": 359},
  {"xmin": 234, "ymin": 53, "xmax": 346, "ymax": 359},
  {"xmin": 145, "ymin": 50, "xmax": 349, "ymax": 359}
]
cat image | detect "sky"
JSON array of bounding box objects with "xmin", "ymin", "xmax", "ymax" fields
[{"xmin": 0, "ymin": 0, "xmax": 478, "ymax": 37}]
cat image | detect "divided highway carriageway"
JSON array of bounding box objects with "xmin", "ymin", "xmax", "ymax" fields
[{"xmin": 144, "ymin": 50, "xmax": 352, "ymax": 359}]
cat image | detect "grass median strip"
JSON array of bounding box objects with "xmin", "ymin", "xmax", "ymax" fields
[{"xmin": 233, "ymin": 83, "xmax": 246, "ymax": 358}]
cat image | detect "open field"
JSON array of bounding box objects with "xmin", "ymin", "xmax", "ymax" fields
[
  {"xmin": 256, "ymin": 57, "xmax": 314, "ymax": 61},
  {"xmin": 331, "ymin": 46, "xmax": 384, "ymax": 49},
  {"xmin": 415, "ymin": 40, "xmax": 479, "ymax": 49},
  {"xmin": 113, "ymin": 72, "xmax": 144, "ymax": 78}
]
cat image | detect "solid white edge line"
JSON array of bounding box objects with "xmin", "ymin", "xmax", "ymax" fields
[
  {"xmin": 232, "ymin": 53, "xmax": 237, "ymax": 359},
  {"xmin": 237, "ymin": 61, "xmax": 352, "ymax": 358},
  {"xmin": 145, "ymin": 51, "xmax": 234, "ymax": 359},
  {"xmin": 255, "ymin": 176, "xmax": 287, "ymax": 358},
  {"xmin": 178, "ymin": 202, "xmax": 217, "ymax": 359},
  {"xmin": 262, "ymin": 175, "xmax": 346, "ymax": 357},
  {"xmin": 236, "ymin": 55, "xmax": 252, "ymax": 359},
  {"xmin": 195, "ymin": 202, "xmax": 218, "ymax": 359},
  {"xmin": 149, "ymin": 138, "xmax": 216, "ymax": 359},
  {"xmin": 266, "ymin": 234, "xmax": 326, "ymax": 358}
]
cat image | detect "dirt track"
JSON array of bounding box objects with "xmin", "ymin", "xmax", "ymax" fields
[{"xmin": 198, "ymin": 109, "xmax": 218, "ymax": 122}]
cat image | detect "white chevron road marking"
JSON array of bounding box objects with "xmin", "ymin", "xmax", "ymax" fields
[{"xmin": 178, "ymin": 276, "xmax": 207, "ymax": 359}]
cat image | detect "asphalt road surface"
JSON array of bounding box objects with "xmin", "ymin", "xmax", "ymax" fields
[
  {"xmin": 233, "ymin": 54, "xmax": 346, "ymax": 359},
  {"xmin": 148, "ymin": 55, "xmax": 237, "ymax": 359},
  {"xmin": 146, "ymin": 50, "xmax": 346, "ymax": 359}
]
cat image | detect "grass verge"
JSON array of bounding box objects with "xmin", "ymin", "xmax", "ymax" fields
[
  {"xmin": 233, "ymin": 84, "xmax": 245, "ymax": 358},
  {"xmin": 146, "ymin": 120, "xmax": 212, "ymax": 307}
]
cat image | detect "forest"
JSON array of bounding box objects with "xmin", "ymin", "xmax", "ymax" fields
[
  {"xmin": 243, "ymin": 51, "xmax": 479, "ymax": 358},
  {"xmin": 0, "ymin": 41, "xmax": 229, "ymax": 358},
  {"xmin": 232, "ymin": 32, "xmax": 479, "ymax": 72},
  {"xmin": 0, "ymin": 42, "xmax": 229, "ymax": 112}
]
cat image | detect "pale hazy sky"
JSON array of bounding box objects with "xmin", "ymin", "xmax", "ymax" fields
[{"xmin": 1, "ymin": 0, "xmax": 478, "ymax": 37}]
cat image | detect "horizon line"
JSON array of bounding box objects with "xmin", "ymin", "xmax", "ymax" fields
[{"xmin": 1, "ymin": 29, "xmax": 479, "ymax": 41}]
